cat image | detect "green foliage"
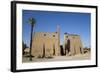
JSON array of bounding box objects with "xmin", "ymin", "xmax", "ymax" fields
[{"xmin": 28, "ymin": 17, "xmax": 36, "ymax": 25}]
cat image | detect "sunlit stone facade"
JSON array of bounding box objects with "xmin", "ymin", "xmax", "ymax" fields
[
  {"xmin": 31, "ymin": 26, "xmax": 60, "ymax": 58},
  {"xmin": 63, "ymin": 33, "xmax": 84, "ymax": 56},
  {"xmin": 31, "ymin": 26, "xmax": 83, "ymax": 58}
]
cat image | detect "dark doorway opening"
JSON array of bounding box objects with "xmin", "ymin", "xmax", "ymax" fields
[
  {"xmin": 53, "ymin": 44, "xmax": 55, "ymax": 55},
  {"xmin": 42, "ymin": 43, "xmax": 45, "ymax": 58},
  {"xmin": 60, "ymin": 45, "xmax": 64, "ymax": 56},
  {"xmin": 80, "ymin": 47, "xmax": 82, "ymax": 54}
]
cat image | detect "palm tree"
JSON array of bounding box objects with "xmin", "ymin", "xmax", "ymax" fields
[{"xmin": 28, "ymin": 17, "xmax": 36, "ymax": 61}]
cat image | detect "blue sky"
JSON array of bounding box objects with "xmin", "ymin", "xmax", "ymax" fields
[{"xmin": 22, "ymin": 10, "xmax": 91, "ymax": 48}]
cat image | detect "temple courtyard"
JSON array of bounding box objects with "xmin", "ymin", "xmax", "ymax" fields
[{"xmin": 22, "ymin": 51, "xmax": 90, "ymax": 63}]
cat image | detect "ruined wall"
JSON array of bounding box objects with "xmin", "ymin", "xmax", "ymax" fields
[
  {"xmin": 64, "ymin": 33, "xmax": 84, "ymax": 56},
  {"xmin": 31, "ymin": 32, "xmax": 60, "ymax": 58}
]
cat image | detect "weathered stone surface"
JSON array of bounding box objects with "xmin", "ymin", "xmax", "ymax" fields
[
  {"xmin": 31, "ymin": 26, "xmax": 83, "ymax": 58},
  {"xmin": 31, "ymin": 32, "xmax": 60, "ymax": 58},
  {"xmin": 64, "ymin": 33, "xmax": 84, "ymax": 56}
]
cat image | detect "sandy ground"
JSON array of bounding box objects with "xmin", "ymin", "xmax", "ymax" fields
[{"xmin": 22, "ymin": 52, "xmax": 91, "ymax": 63}]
